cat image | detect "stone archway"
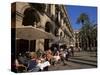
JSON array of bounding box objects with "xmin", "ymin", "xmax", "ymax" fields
[
  {"xmin": 22, "ymin": 7, "xmax": 41, "ymax": 52},
  {"xmin": 22, "ymin": 8, "xmax": 40, "ymax": 26},
  {"xmin": 16, "ymin": 4, "xmax": 41, "ymax": 52},
  {"xmin": 17, "ymin": 2, "xmax": 31, "ymax": 15},
  {"xmin": 45, "ymin": 22, "xmax": 51, "ymax": 32}
]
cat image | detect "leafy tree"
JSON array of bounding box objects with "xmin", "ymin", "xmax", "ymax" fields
[{"xmin": 76, "ymin": 13, "xmax": 97, "ymax": 51}]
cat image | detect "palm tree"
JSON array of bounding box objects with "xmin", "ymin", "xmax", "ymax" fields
[
  {"xmin": 76, "ymin": 13, "xmax": 90, "ymax": 25},
  {"xmin": 76, "ymin": 13, "xmax": 94, "ymax": 51}
]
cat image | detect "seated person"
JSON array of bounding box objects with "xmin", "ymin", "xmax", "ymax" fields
[
  {"xmin": 46, "ymin": 49, "xmax": 53, "ymax": 63},
  {"xmin": 37, "ymin": 54, "xmax": 50, "ymax": 71},
  {"xmin": 27, "ymin": 52, "xmax": 40, "ymax": 72},
  {"xmin": 53, "ymin": 52, "xmax": 60, "ymax": 62},
  {"xmin": 17, "ymin": 53, "xmax": 29, "ymax": 67},
  {"xmin": 15, "ymin": 58, "xmax": 27, "ymax": 72},
  {"xmin": 59, "ymin": 50, "xmax": 67, "ymax": 65},
  {"xmin": 52, "ymin": 51, "xmax": 60, "ymax": 65}
]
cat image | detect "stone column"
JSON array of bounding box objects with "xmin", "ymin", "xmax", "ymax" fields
[
  {"xmin": 61, "ymin": 18, "xmax": 64, "ymax": 26},
  {"xmin": 58, "ymin": 11, "xmax": 60, "ymax": 23},
  {"xmin": 51, "ymin": 4, "xmax": 55, "ymax": 16}
]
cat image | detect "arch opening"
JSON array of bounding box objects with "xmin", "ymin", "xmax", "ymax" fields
[{"xmin": 22, "ymin": 8, "xmax": 40, "ymax": 26}]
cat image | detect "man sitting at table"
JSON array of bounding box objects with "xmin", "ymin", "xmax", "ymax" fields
[
  {"xmin": 27, "ymin": 52, "xmax": 40, "ymax": 72},
  {"xmin": 37, "ymin": 53, "xmax": 50, "ymax": 71}
]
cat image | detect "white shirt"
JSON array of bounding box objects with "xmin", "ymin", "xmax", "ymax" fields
[
  {"xmin": 53, "ymin": 56, "xmax": 60, "ymax": 61},
  {"xmin": 37, "ymin": 61, "xmax": 50, "ymax": 70}
]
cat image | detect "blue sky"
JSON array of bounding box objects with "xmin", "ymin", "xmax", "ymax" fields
[{"xmin": 65, "ymin": 5, "xmax": 97, "ymax": 30}]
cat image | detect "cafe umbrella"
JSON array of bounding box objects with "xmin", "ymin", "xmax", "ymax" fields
[{"xmin": 16, "ymin": 26, "xmax": 55, "ymax": 51}]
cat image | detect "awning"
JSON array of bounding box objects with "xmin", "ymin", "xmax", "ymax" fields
[
  {"xmin": 51, "ymin": 37, "xmax": 67, "ymax": 44},
  {"xmin": 16, "ymin": 26, "xmax": 55, "ymax": 40},
  {"xmin": 61, "ymin": 25, "xmax": 72, "ymax": 38}
]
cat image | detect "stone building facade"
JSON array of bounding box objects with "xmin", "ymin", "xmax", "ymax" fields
[{"xmin": 11, "ymin": 2, "xmax": 74, "ymax": 54}]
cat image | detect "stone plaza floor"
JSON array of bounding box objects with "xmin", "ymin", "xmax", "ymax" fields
[{"xmin": 48, "ymin": 51, "xmax": 97, "ymax": 71}]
